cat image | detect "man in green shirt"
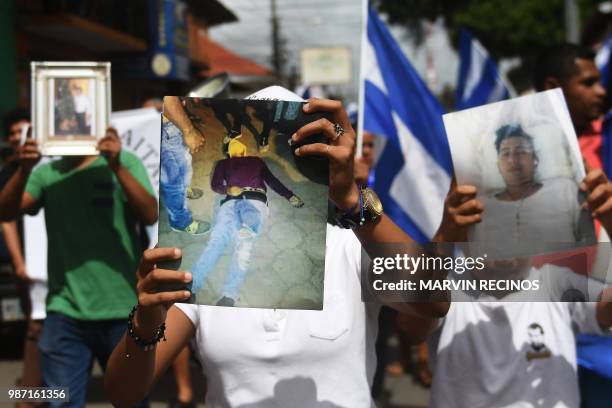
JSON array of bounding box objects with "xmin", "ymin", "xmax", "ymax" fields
[{"xmin": 0, "ymin": 128, "xmax": 157, "ymax": 407}]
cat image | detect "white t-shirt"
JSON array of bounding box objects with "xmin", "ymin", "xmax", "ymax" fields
[
  {"xmin": 429, "ymin": 301, "xmax": 606, "ymax": 408},
  {"xmin": 176, "ymin": 225, "xmax": 381, "ymax": 408},
  {"xmin": 73, "ymin": 93, "xmax": 90, "ymax": 114},
  {"xmin": 471, "ymin": 177, "xmax": 595, "ymax": 258}
]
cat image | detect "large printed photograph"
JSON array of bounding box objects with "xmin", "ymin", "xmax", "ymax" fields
[
  {"xmin": 440, "ymin": 89, "xmax": 609, "ymax": 303},
  {"xmin": 443, "ymin": 89, "xmax": 596, "ymax": 260},
  {"xmin": 158, "ymin": 97, "xmax": 329, "ymax": 309}
]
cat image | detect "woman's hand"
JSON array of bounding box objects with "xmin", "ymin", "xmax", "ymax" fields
[
  {"xmin": 292, "ymin": 98, "xmax": 359, "ymax": 211},
  {"xmin": 434, "ymin": 182, "xmax": 483, "ymax": 242},
  {"xmin": 134, "ymin": 248, "xmax": 192, "ymax": 337}
]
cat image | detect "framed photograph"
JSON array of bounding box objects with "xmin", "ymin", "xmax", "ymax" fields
[{"xmin": 31, "ymin": 61, "xmax": 111, "ymax": 156}]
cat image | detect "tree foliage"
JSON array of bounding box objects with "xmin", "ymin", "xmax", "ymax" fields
[{"xmin": 375, "ymin": 0, "xmax": 599, "ymax": 58}]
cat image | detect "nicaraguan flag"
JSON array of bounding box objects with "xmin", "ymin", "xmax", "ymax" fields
[
  {"xmin": 363, "ymin": 6, "xmax": 452, "ymax": 243},
  {"xmin": 596, "ymin": 37, "xmax": 612, "ymax": 89},
  {"xmin": 456, "ymin": 28, "xmax": 510, "ymax": 110}
]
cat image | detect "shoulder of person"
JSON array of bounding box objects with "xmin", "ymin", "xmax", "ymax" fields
[
  {"xmin": 542, "ymin": 176, "xmax": 578, "ymax": 192},
  {"xmin": 37, "ymin": 159, "xmax": 61, "ymax": 174},
  {"xmin": 118, "ymin": 150, "xmax": 142, "ymax": 165}
]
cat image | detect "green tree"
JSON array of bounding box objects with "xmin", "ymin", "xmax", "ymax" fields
[
  {"xmin": 55, "ymin": 79, "xmax": 75, "ymax": 133},
  {"xmin": 375, "ymin": 0, "xmax": 598, "ymax": 59}
]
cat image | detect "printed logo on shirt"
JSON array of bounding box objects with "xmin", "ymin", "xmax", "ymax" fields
[{"xmin": 526, "ymin": 323, "xmax": 552, "ymax": 361}]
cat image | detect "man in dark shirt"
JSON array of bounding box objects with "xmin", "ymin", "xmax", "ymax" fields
[
  {"xmin": 0, "ymin": 109, "xmax": 29, "ymax": 187},
  {"xmin": 0, "ymin": 108, "xmax": 45, "ymax": 393},
  {"xmin": 191, "ymin": 136, "xmax": 303, "ymax": 306}
]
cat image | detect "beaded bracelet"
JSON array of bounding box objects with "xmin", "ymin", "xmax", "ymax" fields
[{"xmin": 125, "ymin": 305, "xmax": 166, "ymax": 357}]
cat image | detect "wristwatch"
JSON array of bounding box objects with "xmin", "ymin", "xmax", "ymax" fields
[{"xmin": 335, "ymin": 187, "xmax": 383, "ymax": 229}]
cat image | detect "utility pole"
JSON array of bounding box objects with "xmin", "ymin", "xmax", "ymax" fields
[
  {"xmin": 565, "ymin": 0, "xmax": 580, "ymax": 43},
  {"xmin": 271, "ymin": 0, "xmax": 283, "ymax": 81}
]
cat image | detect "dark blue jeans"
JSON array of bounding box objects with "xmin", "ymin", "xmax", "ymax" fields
[{"xmin": 38, "ymin": 312, "xmax": 148, "ymax": 408}]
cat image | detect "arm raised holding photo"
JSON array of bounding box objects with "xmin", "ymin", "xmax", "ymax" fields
[
  {"xmin": 394, "ymin": 181, "xmax": 484, "ymax": 341},
  {"xmin": 292, "ymin": 98, "xmax": 449, "ymax": 318},
  {"xmin": 570, "ymin": 168, "xmax": 612, "ymax": 330},
  {"xmin": 105, "ymin": 248, "xmax": 193, "ymax": 407},
  {"xmin": 97, "ymin": 127, "xmax": 158, "ymax": 225}
]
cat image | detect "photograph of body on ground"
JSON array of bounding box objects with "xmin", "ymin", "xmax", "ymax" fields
[{"xmin": 157, "ymin": 97, "xmax": 329, "ymax": 309}]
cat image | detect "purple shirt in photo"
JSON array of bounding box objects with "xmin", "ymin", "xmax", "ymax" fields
[{"xmin": 211, "ymin": 156, "xmax": 294, "ymax": 200}]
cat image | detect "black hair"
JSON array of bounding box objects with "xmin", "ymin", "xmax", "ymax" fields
[
  {"xmin": 495, "ymin": 124, "xmax": 535, "ymax": 154},
  {"xmin": 3, "ymin": 108, "xmax": 30, "ymax": 140},
  {"xmin": 528, "ymin": 323, "xmax": 544, "ymax": 333},
  {"xmin": 533, "ymin": 44, "xmax": 596, "ymax": 91}
]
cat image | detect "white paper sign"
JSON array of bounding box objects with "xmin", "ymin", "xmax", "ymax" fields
[{"xmin": 110, "ymin": 107, "xmax": 161, "ymax": 247}]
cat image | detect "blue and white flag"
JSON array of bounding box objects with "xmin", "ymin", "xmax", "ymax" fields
[
  {"xmin": 362, "ymin": 6, "xmax": 452, "ymax": 243},
  {"xmin": 456, "ymin": 28, "xmax": 510, "ymax": 110},
  {"xmin": 596, "ymin": 37, "xmax": 612, "ymax": 89}
]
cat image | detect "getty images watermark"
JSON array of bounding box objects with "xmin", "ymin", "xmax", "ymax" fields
[
  {"xmin": 360, "ymin": 243, "xmax": 610, "ymax": 302},
  {"xmin": 370, "ymin": 253, "xmax": 542, "ymax": 292}
]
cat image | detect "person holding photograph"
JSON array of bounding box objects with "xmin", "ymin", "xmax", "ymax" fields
[
  {"xmin": 0, "ymin": 109, "xmax": 45, "ymax": 404},
  {"xmin": 104, "ymin": 96, "xmax": 449, "ymax": 408},
  {"xmin": 533, "ymin": 44, "xmax": 606, "ymax": 157},
  {"xmin": 471, "ymin": 123, "xmax": 595, "ymax": 249},
  {"xmin": 190, "ymin": 134, "xmax": 304, "ymax": 306},
  {"xmin": 534, "ymin": 43, "xmax": 612, "ymax": 407},
  {"xmin": 0, "ymin": 127, "xmax": 157, "ymax": 408},
  {"xmin": 412, "ymin": 173, "xmax": 612, "ymax": 408}
]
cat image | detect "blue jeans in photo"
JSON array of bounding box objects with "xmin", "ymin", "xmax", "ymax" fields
[
  {"xmin": 38, "ymin": 312, "xmax": 148, "ymax": 408},
  {"xmin": 160, "ymin": 122, "xmax": 193, "ymax": 230},
  {"xmin": 192, "ymin": 199, "xmax": 267, "ymax": 299}
]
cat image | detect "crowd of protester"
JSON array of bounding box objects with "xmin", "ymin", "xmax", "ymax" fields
[{"xmin": 1, "ymin": 40, "xmax": 612, "ymax": 408}]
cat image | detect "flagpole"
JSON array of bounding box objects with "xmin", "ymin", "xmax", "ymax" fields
[{"xmin": 356, "ymin": 0, "xmax": 368, "ymax": 158}]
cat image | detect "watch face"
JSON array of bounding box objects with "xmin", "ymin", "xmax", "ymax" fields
[{"xmin": 365, "ymin": 188, "xmax": 383, "ymax": 215}]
